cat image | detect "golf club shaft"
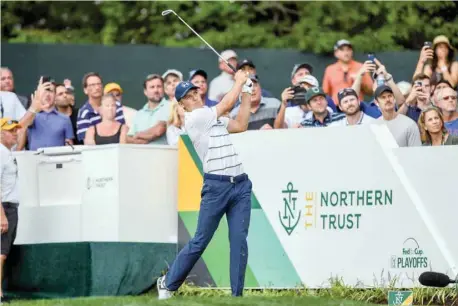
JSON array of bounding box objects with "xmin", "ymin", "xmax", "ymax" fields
[{"xmin": 163, "ymin": 10, "xmax": 237, "ymax": 72}]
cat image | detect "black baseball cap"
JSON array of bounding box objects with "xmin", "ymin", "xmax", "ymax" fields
[
  {"xmin": 337, "ymin": 88, "xmax": 358, "ymax": 103},
  {"xmin": 189, "ymin": 69, "xmax": 208, "ymax": 81},
  {"xmin": 237, "ymin": 59, "xmax": 256, "ymax": 70},
  {"xmin": 374, "ymin": 85, "xmax": 393, "ymax": 98}
]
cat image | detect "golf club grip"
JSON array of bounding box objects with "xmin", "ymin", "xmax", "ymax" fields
[{"xmin": 227, "ymin": 63, "xmax": 237, "ymax": 73}]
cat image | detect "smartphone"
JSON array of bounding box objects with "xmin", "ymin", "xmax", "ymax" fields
[
  {"xmin": 368, "ymin": 53, "xmax": 376, "ymax": 64},
  {"xmin": 41, "ymin": 75, "xmax": 50, "ymax": 83},
  {"xmin": 40, "ymin": 75, "xmax": 54, "ymax": 91},
  {"xmin": 424, "ymin": 41, "xmax": 432, "ymax": 49}
]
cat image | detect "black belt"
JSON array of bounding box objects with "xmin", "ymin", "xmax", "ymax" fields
[
  {"xmin": 2, "ymin": 201, "xmax": 19, "ymax": 208},
  {"xmin": 204, "ymin": 173, "xmax": 248, "ymax": 184}
]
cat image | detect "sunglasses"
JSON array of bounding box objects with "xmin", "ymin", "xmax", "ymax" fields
[
  {"xmin": 1, "ymin": 120, "xmax": 19, "ymax": 128},
  {"xmin": 442, "ymin": 95, "xmax": 457, "ymax": 101}
]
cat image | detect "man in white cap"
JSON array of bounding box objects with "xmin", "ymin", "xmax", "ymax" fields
[{"xmin": 208, "ymin": 49, "xmax": 238, "ymax": 102}]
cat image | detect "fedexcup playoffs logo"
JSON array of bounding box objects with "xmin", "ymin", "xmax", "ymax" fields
[
  {"xmin": 279, "ymin": 182, "xmax": 301, "ymax": 235},
  {"xmin": 391, "ymin": 237, "xmax": 429, "ymax": 269}
]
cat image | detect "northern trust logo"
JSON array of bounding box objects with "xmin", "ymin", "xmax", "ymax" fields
[
  {"xmin": 279, "ymin": 182, "xmax": 301, "ymax": 235},
  {"xmin": 279, "ymin": 181, "xmax": 394, "ymax": 235}
]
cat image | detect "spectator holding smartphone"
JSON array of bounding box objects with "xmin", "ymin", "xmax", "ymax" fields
[
  {"xmin": 17, "ymin": 77, "xmax": 75, "ymax": 151},
  {"xmin": 352, "ymin": 58, "xmax": 405, "ymax": 118},
  {"xmin": 398, "ymin": 74, "xmax": 433, "ymax": 123},
  {"xmin": 418, "ymin": 106, "xmax": 458, "ymax": 146},
  {"xmin": 323, "ymin": 40, "xmax": 373, "ymax": 105},
  {"xmin": 416, "ymin": 36, "xmax": 458, "ymax": 88}
]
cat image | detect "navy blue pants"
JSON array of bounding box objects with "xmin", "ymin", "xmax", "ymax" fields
[{"xmin": 165, "ymin": 173, "xmax": 252, "ymax": 296}]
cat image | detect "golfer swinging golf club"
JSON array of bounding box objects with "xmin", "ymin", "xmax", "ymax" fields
[{"xmin": 157, "ymin": 69, "xmax": 254, "ymax": 299}]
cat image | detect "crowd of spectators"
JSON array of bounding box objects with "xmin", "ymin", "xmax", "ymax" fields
[{"xmin": 1, "ymin": 34, "xmax": 458, "ymax": 150}]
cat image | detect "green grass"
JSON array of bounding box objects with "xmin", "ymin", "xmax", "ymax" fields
[
  {"xmin": 6, "ymin": 280, "xmax": 457, "ymax": 306},
  {"xmin": 7, "ymin": 296, "xmax": 377, "ymax": 306}
]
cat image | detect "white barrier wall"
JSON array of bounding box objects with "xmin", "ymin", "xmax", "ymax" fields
[{"xmin": 14, "ymin": 144, "xmax": 178, "ymax": 245}]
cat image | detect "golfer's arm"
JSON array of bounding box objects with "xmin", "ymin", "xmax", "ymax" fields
[
  {"xmin": 228, "ymin": 93, "xmax": 250, "ymax": 133},
  {"xmin": 216, "ymin": 82, "xmax": 244, "ymax": 118}
]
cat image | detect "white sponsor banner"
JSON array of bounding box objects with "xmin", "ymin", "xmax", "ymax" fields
[{"xmin": 231, "ymin": 124, "xmax": 457, "ymax": 288}]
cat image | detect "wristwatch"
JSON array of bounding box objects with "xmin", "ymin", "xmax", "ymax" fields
[{"xmin": 384, "ymin": 74, "xmax": 393, "ymax": 82}]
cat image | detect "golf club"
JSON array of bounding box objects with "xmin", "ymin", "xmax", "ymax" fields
[{"xmin": 161, "ymin": 9, "xmax": 237, "ymax": 73}]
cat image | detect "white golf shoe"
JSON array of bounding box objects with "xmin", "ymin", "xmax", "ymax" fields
[{"xmin": 157, "ymin": 276, "xmax": 173, "ymax": 300}]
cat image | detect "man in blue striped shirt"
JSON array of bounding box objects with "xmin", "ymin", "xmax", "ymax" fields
[
  {"xmin": 301, "ymin": 87, "xmax": 345, "ymax": 127},
  {"xmin": 76, "ymin": 72, "xmax": 125, "ymax": 142}
]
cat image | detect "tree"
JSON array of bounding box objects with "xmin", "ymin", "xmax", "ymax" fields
[{"xmin": 1, "ymin": 1, "xmax": 457, "ymax": 54}]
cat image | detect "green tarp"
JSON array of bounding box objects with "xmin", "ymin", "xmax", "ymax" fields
[{"xmin": 4, "ymin": 242, "xmax": 176, "ymax": 299}]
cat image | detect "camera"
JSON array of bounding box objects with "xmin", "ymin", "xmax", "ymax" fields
[
  {"xmin": 424, "ymin": 41, "xmax": 432, "ymax": 49},
  {"xmin": 290, "ymin": 86, "xmax": 308, "ymax": 105}
]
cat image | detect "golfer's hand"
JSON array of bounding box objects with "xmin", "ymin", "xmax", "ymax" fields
[
  {"xmin": 1, "ymin": 212, "xmax": 8, "ymax": 234},
  {"xmin": 234, "ymin": 70, "xmax": 249, "ymax": 86}
]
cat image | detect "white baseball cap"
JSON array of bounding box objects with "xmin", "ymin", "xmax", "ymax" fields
[
  {"xmin": 297, "ymin": 75, "xmax": 319, "ymax": 87},
  {"xmin": 162, "ymin": 69, "xmax": 183, "ymax": 81},
  {"xmin": 219, "ymin": 50, "xmax": 238, "ymax": 62}
]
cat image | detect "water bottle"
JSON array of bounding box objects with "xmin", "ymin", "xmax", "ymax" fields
[{"xmin": 376, "ymin": 74, "xmax": 385, "ymax": 87}]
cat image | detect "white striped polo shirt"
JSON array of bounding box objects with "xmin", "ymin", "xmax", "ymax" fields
[{"xmin": 184, "ymin": 106, "xmax": 244, "ymax": 177}]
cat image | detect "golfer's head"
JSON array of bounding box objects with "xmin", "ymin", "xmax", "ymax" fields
[{"xmin": 175, "ymin": 81, "xmax": 202, "ymax": 111}]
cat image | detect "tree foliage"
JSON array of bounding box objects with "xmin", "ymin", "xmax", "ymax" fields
[{"xmin": 1, "ymin": 1, "xmax": 457, "ymax": 54}]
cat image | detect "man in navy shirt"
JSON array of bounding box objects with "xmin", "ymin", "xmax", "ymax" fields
[
  {"xmin": 188, "ymin": 69, "xmax": 218, "ymax": 107},
  {"xmin": 76, "ymin": 72, "xmax": 125, "ymax": 142}
]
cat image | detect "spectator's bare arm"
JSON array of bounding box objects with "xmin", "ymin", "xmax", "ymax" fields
[
  {"xmin": 440, "ymin": 62, "xmax": 458, "ymax": 88},
  {"xmin": 16, "ymin": 128, "xmax": 27, "ymax": 151},
  {"xmin": 16, "ymin": 82, "xmax": 48, "ymax": 150},
  {"xmin": 374, "ymin": 59, "xmax": 405, "ymax": 106},
  {"xmin": 352, "ymin": 61, "xmax": 376, "ymax": 94},
  {"xmin": 274, "ymin": 87, "xmax": 294, "ymax": 129},
  {"xmin": 414, "ymin": 46, "xmax": 434, "ymax": 79},
  {"xmin": 133, "ymin": 121, "xmax": 167, "ymax": 142},
  {"xmin": 126, "ymin": 135, "xmax": 148, "ymax": 144},
  {"xmin": 84, "ymin": 126, "xmax": 96, "ymax": 145},
  {"xmin": 119, "ymin": 125, "xmax": 129, "ymax": 144}
]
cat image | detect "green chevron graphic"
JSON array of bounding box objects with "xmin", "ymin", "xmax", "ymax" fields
[{"xmin": 179, "ymin": 135, "xmax": 301, "ymax": 287}]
